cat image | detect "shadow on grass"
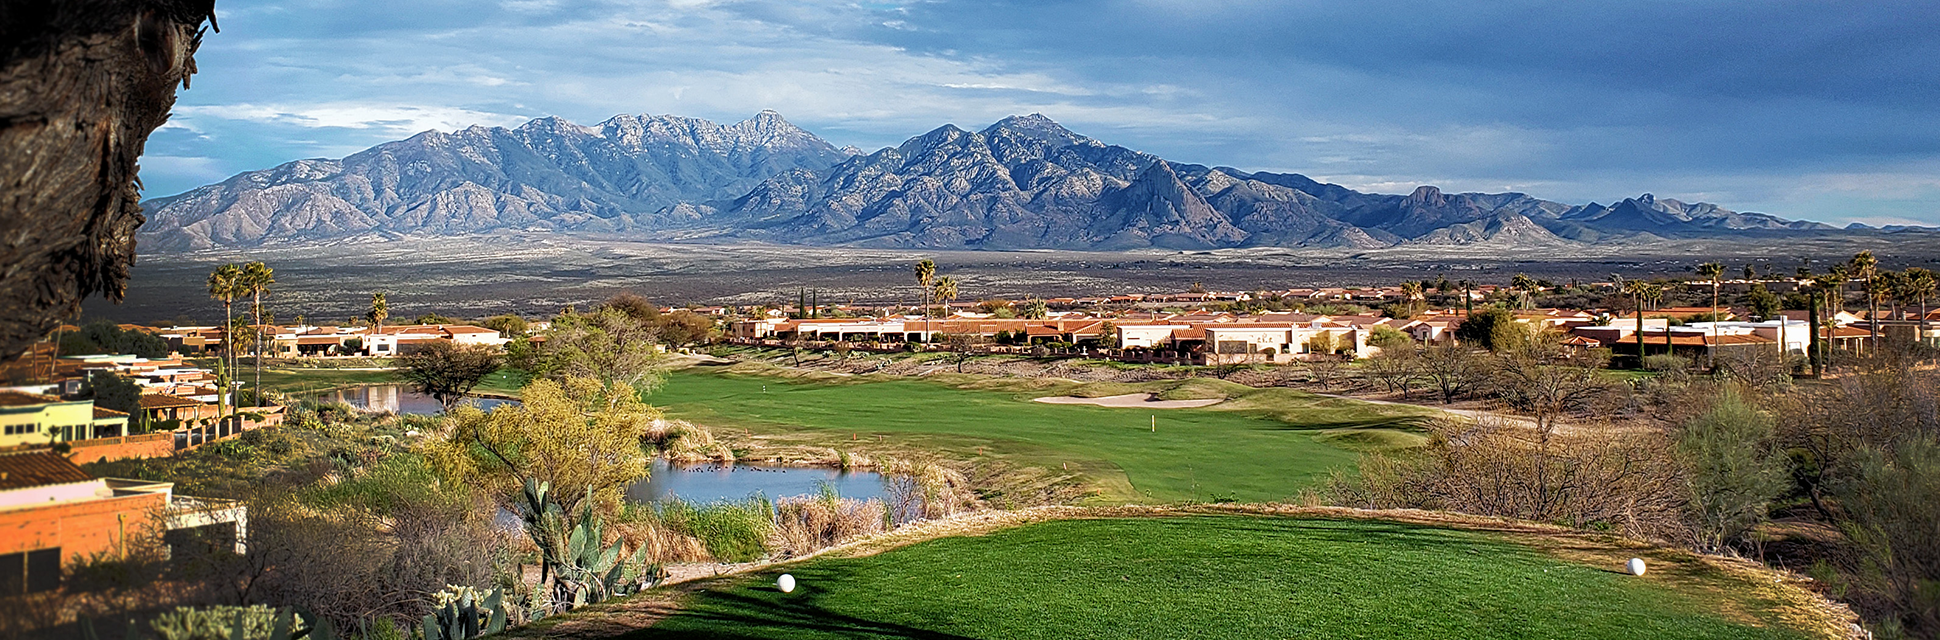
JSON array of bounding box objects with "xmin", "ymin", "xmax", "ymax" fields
[{"xmin": 623, "ymin": 588, "xmax": 977, "ymax": 639}]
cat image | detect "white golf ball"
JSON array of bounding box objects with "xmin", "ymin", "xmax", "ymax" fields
[
  {"xmin": 1627, "ymin": 558, "xmax": 1647, "ymax": 576},
  {"xmin": 777, "ymin": 573, "xmax": 796, "ymax": 593}
]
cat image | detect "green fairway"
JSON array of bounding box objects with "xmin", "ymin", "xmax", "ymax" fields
[
  {"xmin": 627, "ymin": 517, "xmax": 1812, "ymax": 640},
  {"xmin": 645, "ymin": 369, "xmax": 1431, "ymax": 503}
]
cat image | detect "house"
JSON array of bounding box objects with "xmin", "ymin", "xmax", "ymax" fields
[
  {"xmin": 0, "ymin": 391, "xmax": 131, "ymax": 448},
  {"xmin": 361, "ymin": 324, "xmax": 511, "ymax": 356},
  {"xmin": 0, "ymin": 452, "xmax": 245, "ymax": 593}
]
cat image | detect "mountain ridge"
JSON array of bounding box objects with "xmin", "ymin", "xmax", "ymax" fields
[{"xmin": 142, "ymin": 111, "xmax": 1894, "ymax": 253}]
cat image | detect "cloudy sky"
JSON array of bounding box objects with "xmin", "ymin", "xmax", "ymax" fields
[{"xmin": 146, "ymin": 0, "xmax": 1940, "ymax": 226}]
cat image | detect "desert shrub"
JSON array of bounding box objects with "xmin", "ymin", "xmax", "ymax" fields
[
  {"xmin": 614, "ymin": 503, "xmax": 712, "ymax": 564},
  {"xmin": 646, "ymin": 419, "xmax": 733, "ymax": 463},
  {"xmin": 771, "ymin": 486, "xmax": 888, "ymax": 556},
  {"xmin": 879, "ymin": 458, "xmax": 977, "ymax": 520},
  {"xmin": 654, "ymin": 497, "xmax": 775, "ymax": 563},
  {"xmin": 1832, "ymin": 434, "xmax": 1940, "ymax": 637},
  {"xmin": 1677, "ymin": 391, "xmax": 1789, "ymax": 553},
  {"xmin": 1327, "ymin": 418, "xmax": 1688, "ymax": 541},
  {"xmin": 1642, "ymin": 353, "xmax": 1692, "ymax": 373}
]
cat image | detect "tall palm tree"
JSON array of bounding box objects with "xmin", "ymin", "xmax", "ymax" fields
[
  {"xmin": 1696, "ymin": 262, "xmax": 1724, "ymax": 369},
  {"xmin": 932, "ymin": 276, "xmax": 959, "ymax": 324},
  {"xmin": 1850, "ymin": 251, "xmax": 1879, "ymax": 351},
  {"xmin": 1645, "ymin": 283, "xmax": 1670, "ymax": 357},
  {"xmin": 1621, "ymin": 278, "xmax": 1650, "ymax": 362},
  {"xmin": 240, "ymin": 262, "xmax": 274, "ymax": 406},
  {"xmin": 1906, "ymin": 268, "xmax": 1936, "ymax": 347},
  {"xmin": 368, "ymin": 292, "xmax": 389, "ymax": 354},
  {"xmin": 914, "ymin": 260, "xmax": 936, "ymax": 343},
  {"xmin": 206, "ymin": 264, "xmax": 243, "ymax": 417}
]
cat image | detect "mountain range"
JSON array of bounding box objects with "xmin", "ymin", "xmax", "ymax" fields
[{"xmin": 143, "ymin": 111, "xmax": 1896, "ymax": 252}]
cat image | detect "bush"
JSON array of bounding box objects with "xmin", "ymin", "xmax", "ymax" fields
[
  {"xmin": 150, "ymin": 605, "xmax": 278, "ymax": 640},
  {"xmin": 1833, "ymin": 434, "xmax": 1940, "ymax": 636},
  {"xmin": 771, "ymin": 486, "xmax": 888, "ymax": 556},
  {"xmin": 1642, "ymin": 354, "xmax": 1690, "ymax": 372},
  {"xmin": 1678, "ymin": 391, "xmax": 1788, "ymax": 553}
]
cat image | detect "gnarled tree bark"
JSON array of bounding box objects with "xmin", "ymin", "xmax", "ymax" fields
[{"xmin": 1, "ymin": 0, "xmax": 217, "ymax": 357}]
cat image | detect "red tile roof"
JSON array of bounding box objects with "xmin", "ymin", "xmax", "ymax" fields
[{"xmin": 0, "ymin": 451, "xmax": 95, "ymax": 490}]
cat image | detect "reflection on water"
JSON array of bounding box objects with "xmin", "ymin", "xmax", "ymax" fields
[
  {"xmin": 309, "ymin": 384, "xmax": 517, "ymax": 415},
  {"xmin": 626, "ymin": 457, "xmax": 886, "ymax": 504}
]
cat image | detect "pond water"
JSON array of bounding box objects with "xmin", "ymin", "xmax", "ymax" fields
[
  {"xmin": 308, "ymin": 384, "xmax": 517, "ymax": 415},
  {"xmin": 625, "ymin": 457, "xmax": 886, "ymax": 504}
]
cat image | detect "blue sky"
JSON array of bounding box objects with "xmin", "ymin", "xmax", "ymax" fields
[{"xmin": 145, "ymin": 0, "xmax": 1940, "ymax": 226}]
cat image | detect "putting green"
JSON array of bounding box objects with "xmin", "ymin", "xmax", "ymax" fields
[
  {"xmin": 625, "ymin": 516, "xmax": 1815, "ymax": 639},
  {"xmin": 646, "ymin": 369, "xmax": 1428, "ymax": 503}
]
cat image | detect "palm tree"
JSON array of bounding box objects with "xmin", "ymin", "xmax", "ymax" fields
[
  {"xmin": 240, "ymin": 262, "xmax": 274, "ymax": 406},
  {"xmin": 1906, "ymin": 268, "xmax": 1936, "ymax": 348},
  {"xmin": 1645, "ymin": 283, "xmax": 1670, "ymax": 357},
  {"xmin": 1621, "ymin": 278, "xmax": 1650, "ymax": 362},
  {"xmin": 1398, "ymin": 281, "xmax": 1424, "ymax": 316},
  {"xmin": 914, "ymin": 260, "xmax": 936, "ymax": 343},
  {"xmin": 206, "ymin": 264, "xmax": 243, "ymax": 416},
  {"xmin": 932, "ymin": 276, "xmax": 960, "ymax": 324},
  {"xmin": 1851, "ymin": 251, "xmax": 1879, "ymax": 351},
  {"xmin": 368, "ymin": 292, "xmax": 389, "ymax": 354},
  {"xmin": 1510, "ymin": 273, "xmax": 1538, "ymax": 310},
  {"xmin": 1696, "ymin": 262, "xmax": 1724, "ymax": 369}
]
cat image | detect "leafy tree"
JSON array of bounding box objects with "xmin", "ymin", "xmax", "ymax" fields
[
  {"xmin": 59, "ymin": 320, "xmax": 168, "ymax": 358},
  {"xmin": 1679, "ymin": 392, "xmax": 1788, "ymax": 553},
  {"xmin": 1367, "ymin": 325, "xmax": 1413, "ymax": 350},
  {"xmin": 414, "ymin": 313, "xmax": 462, "ymax": 325},
  {"xmin": 1453, "ymin": 307, "xmax": 1521, "ymax": 352},
  {"xmin": 399, "ymin": 341, "xmax": 505, "ymax": 413},
  {"xmin": 1747, "ymin": 283, "xmax": 1781, "ymax": 321},
  {"xmin": 443, "ymin": 376, "xmax": 657, "ymax": 516},
  {"xmin": 481, "ymin": 314, "xmax": 528, "ymax": 338},
  {"xmin": 656, "ymin": 310, "xmax": 716, "ymax": 347},
  {"xmin": 86, "ymin": 371, "xmax": 145, "ymax": 432},
  {"xmin": 516, "ymin": 307, "xmax": 666, "ymax": 389},
  {"xmin": 601, "ymin": 294, "xmax": 660, "ymax": 323}
]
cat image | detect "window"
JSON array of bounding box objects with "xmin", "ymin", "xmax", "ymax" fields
[
  {"xmin": 3, "ymin": 423, "xmax": 38, "ymax": 436},
  {"xmin": 0, "ymin": 547, "xmax": 62, "ymax": 594}
]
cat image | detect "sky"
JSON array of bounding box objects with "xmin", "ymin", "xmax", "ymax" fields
[{"xmin": 144, "ymin": 0, "xmax": 1940, "ymax": 226}]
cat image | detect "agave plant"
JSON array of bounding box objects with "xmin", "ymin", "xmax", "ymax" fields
[{"xmin": 516, "ymin": 478, "xmax": 663, "ymax": 615}]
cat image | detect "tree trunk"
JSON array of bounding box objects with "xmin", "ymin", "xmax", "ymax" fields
[{"xmin": 0, "ymin": 1, "xmax": 217, "ymax": 357}]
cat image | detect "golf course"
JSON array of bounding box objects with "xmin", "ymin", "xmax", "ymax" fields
[
  {"xmin": 567, "ymin": 512, "xmax": 1835, "ymax": 639},
  {"xmin": 644, "ymin": 366, "xmax": 1434, "ymax": 503}
]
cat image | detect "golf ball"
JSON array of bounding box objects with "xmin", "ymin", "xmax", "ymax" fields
[
  {"xmin": 1627, "ymin": 558, "xmax": 1647, "ymax": 576},
  {"xmin": 778, "ymin": 573, "xmax": 797, "ymax": 593}
]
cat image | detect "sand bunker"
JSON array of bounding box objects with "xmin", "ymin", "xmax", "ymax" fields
[{"xmin": 1033, "ymin": 393, "xmax": 1223, "ymax": 409}]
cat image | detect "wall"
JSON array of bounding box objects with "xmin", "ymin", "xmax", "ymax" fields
[
  {"xmin": 0, "ymin": 492, "xmax": 165, "ymax": 564},
  {"xmin": 65, "ymin": 433, "xmax": 172, "ymax": 464}
]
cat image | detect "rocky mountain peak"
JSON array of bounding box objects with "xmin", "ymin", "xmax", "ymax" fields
[{"xmin": 982, "ymin": 113, "xmax": 1087, "ymax": 147}]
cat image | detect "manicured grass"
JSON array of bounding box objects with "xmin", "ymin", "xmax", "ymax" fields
[
  {"xmin": 253, "ymin": 368, "xmax": 399, "ymax": 395},
  {"xmin": 630, "ymin": 516, "xmax": 1811, "ymax": 640},
  {"xmin": 646, "ymin": 369, "xmax": 1431, "ymax": 503}
]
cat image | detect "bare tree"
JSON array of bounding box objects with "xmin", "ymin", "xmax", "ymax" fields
[
  {"xmin": 1360, "ymin": 348, "xmax": 1420, "ymax": 398},
  {"xmin": 1417, "ymin": 342, "xmax": 1490, "ymax": 404}
]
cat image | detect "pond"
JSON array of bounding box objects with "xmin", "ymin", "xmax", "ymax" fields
[
  {"xmin": 308, "ymin": 384, "xmax": 517, "ymax": 415},
  {"xmin": 625, "ymin": 457, "xmax": 886, "ymax": 504}
]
